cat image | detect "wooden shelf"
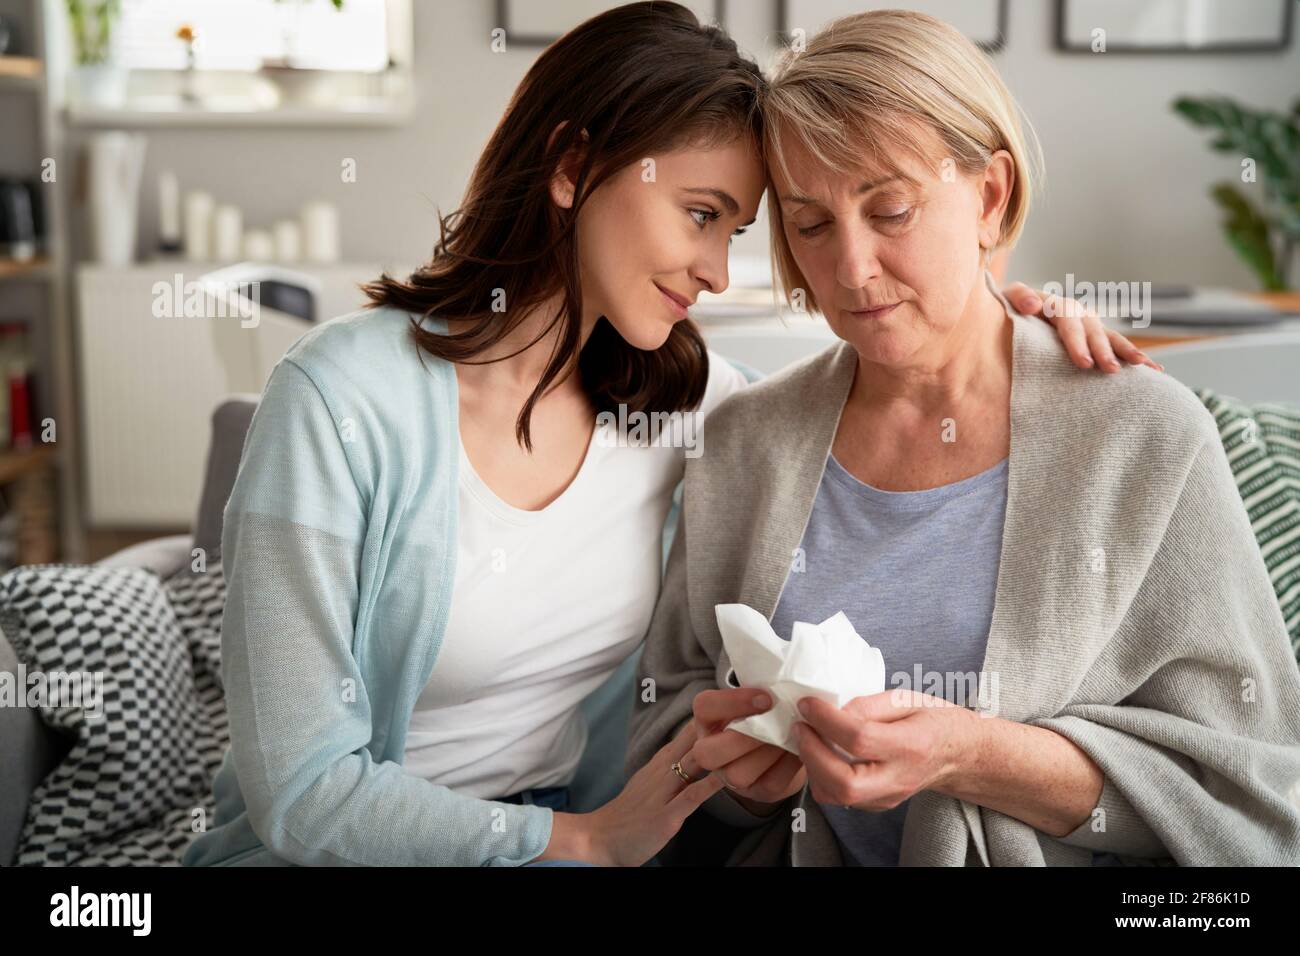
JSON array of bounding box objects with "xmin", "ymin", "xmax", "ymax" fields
[
  {"xmin": 0, "ymin": 256, "xmax": 53, "ymax": 283},
  {"xmin": 65, "ymin": 94, "xmax": 415, "ymax": 128},
  {"xmin": 0, "ymin": 443, "xmax": 56, "ymax": 486},
  {"xmin": 0, "ymin": 55, "xmax": 42, "ymax": 89},
  {"xmin": 0, "ymin": 55, "xmax": 41, "ymax": 77}
]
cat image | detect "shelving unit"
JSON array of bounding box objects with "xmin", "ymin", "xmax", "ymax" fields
[
  {"xmin": 64, "ymin": 95, "xmax": 415, "ymax": 127},
  {"xmin": 0, "ymin": 0, "xmax": 82, "ymax": 564},
  {"xmin": 0, "ymin": 51, "xmax": 40, "ymax": 86},
  {"xmin": 0, "ymin": 0, "xmax": 418, "ymax": 564}
]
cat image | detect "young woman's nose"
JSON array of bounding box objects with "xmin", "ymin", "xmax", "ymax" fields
[{"xmin": 692, "ymin": 239, "xmax": 731, "ymax": 296}]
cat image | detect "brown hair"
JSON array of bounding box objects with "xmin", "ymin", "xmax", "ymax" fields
[{"xmin": 361, "ymin": 1, "xmax": 765, "ymax": 449}]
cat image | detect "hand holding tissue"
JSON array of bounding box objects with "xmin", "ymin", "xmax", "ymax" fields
[{"xmin": 715, "ymin": 604, "xmax": 886, "ymax": 755}]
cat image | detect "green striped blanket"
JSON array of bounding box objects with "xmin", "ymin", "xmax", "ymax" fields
[{"xmin": 1196, "ymin": 389, "xmax": 1300, "ymax": 664}]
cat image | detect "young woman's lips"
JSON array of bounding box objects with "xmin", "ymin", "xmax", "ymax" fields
[
  {"xmin": 848, "ymin": 302, "xmax": 899, "ymax": 319},
  {"xmin": 655, "ymin": 284, "xmax": 690, "ymax": 319}
]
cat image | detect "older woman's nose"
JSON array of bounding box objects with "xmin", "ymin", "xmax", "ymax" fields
[{"xmin": 835, "ymin": 224, "xmax": 883, "ymax": 291}]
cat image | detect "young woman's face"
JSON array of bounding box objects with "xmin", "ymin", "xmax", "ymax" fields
[
  {"xmin": 573, "ymin": 137, "xmax": 765, "ymax": 350},
  {"xmin": 772, "ymin": 122, "xmax": 1009, "ymax": 368}
]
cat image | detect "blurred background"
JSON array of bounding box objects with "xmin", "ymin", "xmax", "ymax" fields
[{"xmin": 0, "ymin": 0, "xmax": 1297, "ymax": 565}]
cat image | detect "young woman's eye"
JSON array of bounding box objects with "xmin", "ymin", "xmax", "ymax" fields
[
  {"xmin": 729, "ymin": 227, "xmax": 748, "ymax": 246},
  {"xmin": 689, "ymin": 208, "xmax": 720, "ymax": 229}
]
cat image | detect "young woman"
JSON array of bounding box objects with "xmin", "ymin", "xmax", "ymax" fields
[{"xmin": 183, "ymin": 1, "xmax": 1153, "ymax": 868}]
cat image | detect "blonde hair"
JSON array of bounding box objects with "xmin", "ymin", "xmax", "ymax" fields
[{"xmin": 762, "ymin": 9, "xmax": 1044, "ymax": 313}]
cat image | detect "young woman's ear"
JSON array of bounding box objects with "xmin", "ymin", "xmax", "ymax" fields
[{"xmin": 548, "ymin": 123, "xmax": 591, "ymax": 210}]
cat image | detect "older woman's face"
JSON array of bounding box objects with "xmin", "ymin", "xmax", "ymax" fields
[{"xmin": 773, "ymin": 122, "xmax": 1011, "ymax": 368}]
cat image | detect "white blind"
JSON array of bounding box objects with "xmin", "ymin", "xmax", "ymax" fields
[{"xmin": 114, "ymin": 0, "xmax": 389, "ymax": 71}]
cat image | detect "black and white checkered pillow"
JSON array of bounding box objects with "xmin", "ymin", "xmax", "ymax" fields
[
  {"xmin": 0, "ymin": 561, "xmax": 228, "ymax": 866},
  {"xmin": 163, "ymin": 564, "xmax": 228, "ymax": 788}
]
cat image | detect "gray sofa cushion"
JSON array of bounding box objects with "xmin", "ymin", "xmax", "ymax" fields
[
  {"xmin": 192, "ymin": 397, "xmax": 259, "ymax": 562},
  {"xmin": 0, "ymin": 627, "xmax": 72, "ymax": 865},
  {"xmin": 96, "ymin": 534, "xmax": 195, "ymax": 579}
]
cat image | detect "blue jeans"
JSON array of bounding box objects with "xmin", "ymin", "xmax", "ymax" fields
[{"xmin": 501, "ymin": 786, "xmax": 599, "ymax": 867}]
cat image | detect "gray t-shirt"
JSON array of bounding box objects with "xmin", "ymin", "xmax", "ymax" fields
[{"xmin": 770, "ymin": 451, "xmax": 1008, "ymax": 866}]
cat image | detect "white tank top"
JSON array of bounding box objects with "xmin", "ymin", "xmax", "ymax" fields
[{"xmin": 401, "ymin": 353, "xmax": 748, "ymax": 798}]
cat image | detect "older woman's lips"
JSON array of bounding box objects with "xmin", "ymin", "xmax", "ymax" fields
[{"xmin": 848, "ymin": 303, "xmax": 899, "ymax": 319}]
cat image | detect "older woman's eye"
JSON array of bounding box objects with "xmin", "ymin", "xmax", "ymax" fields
[
  {"xmin": 796, "ymin": 221, "xmax": 829, "ymax": 238},
  {"xmin": 874, "ymin": 208, "xmax": 914, "ymax": 226}
]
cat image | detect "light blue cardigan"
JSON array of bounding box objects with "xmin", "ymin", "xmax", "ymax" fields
[{"xmin": 183, "ymin": 305, "xmax": 757, "ymax": 867}]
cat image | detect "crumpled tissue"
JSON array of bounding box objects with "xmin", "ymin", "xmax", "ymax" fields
[{"xmin": 715, "ymin": 603, "xmax": 886, "ymax": 755}]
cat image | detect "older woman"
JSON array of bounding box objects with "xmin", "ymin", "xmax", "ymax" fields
[{"xmin": 626, "ymin": 9, "xmax": 1300, "ymax": 866}]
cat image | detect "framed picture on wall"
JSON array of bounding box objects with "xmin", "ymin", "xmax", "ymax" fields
[
  {"xmin": 778, "ymin": 0, "xmax": 1008, "ymax": 53},
  {"xmin": 496, "ymin": 0, "xmax": 725, "ymax": 47},
  {"xmin": 1056, "ymin": 0, "xmax": 1294, "ymax": 53}
]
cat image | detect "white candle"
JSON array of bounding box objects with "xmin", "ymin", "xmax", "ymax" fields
[
  {"xmin": 183, "ymin": 190, "xmax": 214, "ymax": 261},
  {"xmin": 159, "ymin": 171, "xmax": 180, "ymax": 246},
  {"xmin": 242, "ymin": 229, "xmax": 274, "ymax": 261},
  {"xmin": 301, "ymin": 200, "xmax": 339, "ymax": 263},
  {"xmin": 212, "ymin": 204, "xmax": 243, "ymax": 262},
  {"xmin": 273, "ymin": 220, "xmax": 301, "ymax": 262}
]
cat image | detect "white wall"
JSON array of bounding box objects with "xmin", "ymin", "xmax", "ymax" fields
[{"xmin": 96, "ymin": 0, "xmax": 1300, "ymax": 300}]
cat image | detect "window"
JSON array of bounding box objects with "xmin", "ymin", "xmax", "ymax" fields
[{"xmin": 112, "ymin": 0, "xmax": 391, "ymax": 72}]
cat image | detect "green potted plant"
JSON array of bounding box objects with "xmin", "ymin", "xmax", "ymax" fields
[
  {"xmin": 1174, "ymin": 95, "xmax": 1300, "ymax": 291},
  {"xmin": 65, "ymin": 0, "xmax": 125, "ymax": 108}
]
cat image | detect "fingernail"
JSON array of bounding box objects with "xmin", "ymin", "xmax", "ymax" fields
[
  {"xmin": 753, "ymin": 693, "xmax": 771, "ymax": 709},
  {"xmin": 798, "ymin": 699, "xmax": 810, "ymax": 716},
  {"xmin": 1028, "ymin": 295, "xmax": 1042, "ymax": 310},
  {"xmin": 1082, "ymin": 355, "xmax": 1094, "ymax": 368}
]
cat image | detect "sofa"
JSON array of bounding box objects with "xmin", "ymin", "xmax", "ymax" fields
[{"xmin": 5, "ymin": 365, "xmax": 1297, "ymax": 865}]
